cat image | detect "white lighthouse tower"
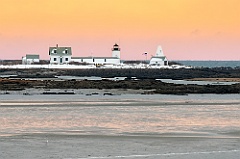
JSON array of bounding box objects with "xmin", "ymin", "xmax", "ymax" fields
[{"xmin": 112, "ymin": 43, "xmax": 121, "ymax": 59}]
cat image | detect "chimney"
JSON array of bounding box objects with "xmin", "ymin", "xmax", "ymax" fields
[{"xmin": 56, "ymin": 44, "xmax": 58, "ymax": 48}]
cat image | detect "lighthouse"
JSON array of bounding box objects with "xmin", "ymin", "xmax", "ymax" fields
[{"xmin": 112, "ymin": 43, "xmax": 121, "ymax": 59}]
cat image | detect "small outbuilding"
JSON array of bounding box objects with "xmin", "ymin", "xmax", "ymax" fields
[
  {"xmin": 149, "ymin": 46, "xmax": 168, "ymax": 66},
  {"xmin": 22, "ymin": 54, "xmax": 40, "ymax": 64}
]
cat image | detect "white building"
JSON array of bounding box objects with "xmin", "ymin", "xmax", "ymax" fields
[
  {"xmin": 49, "ymin": 45, "xmax": 72, "ymax": 64},
  {"xmin": 47, "ymin": 44, "xmax": 168, "ymax": 66},
  {"xmin": 22, "ymin": 54, "xmax": 40, "ymax": 64},
  {"xmin": 71, "ymin": 43, "xmax": 121, "ymax": 65},
  {"xmin": 71, "ymin": 57, "xmax": 120, "ymax": 65},
  {"xmin": 149, "ymin": 46, "xmax": 168, "ymax": 66}
]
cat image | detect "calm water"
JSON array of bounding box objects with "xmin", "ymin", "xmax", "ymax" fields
[
  {"xmin": 1, "ymin": 94, "xmax": 240, "ymax": 159},
  {"xmin": 1, "ymin": 94, "xmax": 240, "ymax": 138},
  {"xmin": 178, "ymin": 61, "xmax": 240, "ymax": 68}
]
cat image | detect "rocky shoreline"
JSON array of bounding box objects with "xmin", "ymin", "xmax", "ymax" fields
[{"xmin": 1, "ymin": 68, "xmax": 240, "ymax": 94}]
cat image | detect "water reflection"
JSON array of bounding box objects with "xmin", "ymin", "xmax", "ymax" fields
[{"xmin": 0, "ymin": 96, "xmax": 240, "ymax": 138}]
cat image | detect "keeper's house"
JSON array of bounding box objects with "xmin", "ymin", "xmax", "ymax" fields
[
  {"xmin": 22, "ymin": 54, "xmax": 40, "ymax": 64},
  {"xmin": 49, "ymin": 45, "xmax": 72, "ymax": 64}
]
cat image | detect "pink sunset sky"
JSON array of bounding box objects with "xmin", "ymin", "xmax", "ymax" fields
[{"xmin": 0, "ymin": 0, "xmax": 240, "ymax": 61}]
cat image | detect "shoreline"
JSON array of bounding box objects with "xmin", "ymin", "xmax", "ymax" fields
[
  {"xmin": 1, "ymin": 79, "xmax": 240, "ymax": 94},
  {"xmin": 1, "ymin": 91, "xmax": 240, "ymax": 105},
  {"xmin": 1, "ymin": 67, "xmax": 240, "ymax": 94}
]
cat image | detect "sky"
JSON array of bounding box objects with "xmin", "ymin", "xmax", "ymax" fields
[{"xmin": 0, "ymin": 0, "xmax": 240, "ymax": 60}]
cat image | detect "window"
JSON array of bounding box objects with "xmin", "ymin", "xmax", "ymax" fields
[
  {"xmin": 93, "ymin": 58, "xmax": 95, "ymax": 62},
  {"xmin": 104, "ymin": 59, "xmax": 106, "ymax": 62},
  {"xmin": 81, "ymin": 59, "xmax": 83, "ymax": 62},
  {"xmin": 64, "ymin": 49, "xmax": 68, "ymax": 54},
  {"xmin": 54, "ymin": 58, "xmax": 57, "ymax": 61},
  {"xmin": 65, "ymin": 58, "xmax": 68, "ymax": 61},
  {"xmin": 164, "ymin": 61, "xmax": 168, "ymax": 66},
  {"xmin": 53, "ymin": 49, "xmax": 57, "ymax": 53}
]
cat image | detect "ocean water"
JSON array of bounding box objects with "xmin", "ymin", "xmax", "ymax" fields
[
  {"xmin": 1, "ymin": 94, "xmax": 240, "ymax": 159},
  {"xmin": 177, "ymin": 61, "xmax": 240, "ymax": 68}
]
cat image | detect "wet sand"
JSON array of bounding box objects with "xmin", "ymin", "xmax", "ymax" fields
[{"xmin": 1, "ymin": 134, "xmax": 240, "ymax": 159}]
